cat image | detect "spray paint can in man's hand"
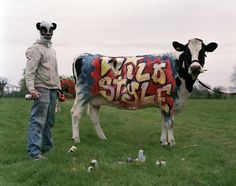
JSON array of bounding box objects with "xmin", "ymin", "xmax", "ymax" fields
[{"xmin": 25, "ymin": 94, "xmax": 40, "ymax": 100}]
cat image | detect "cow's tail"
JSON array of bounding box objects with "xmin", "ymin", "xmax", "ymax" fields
[
  {"xmin": 72, "ymin": 56, "xmax": 83, "ymax": 83},
  {"xmin": 72, "ymin": 53, "xmax": 96, "ymax": 106}
]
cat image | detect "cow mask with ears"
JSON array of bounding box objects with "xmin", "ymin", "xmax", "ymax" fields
[{"xmin": 36, "ymin": 21, "xmax": 57, "ymax": 43}]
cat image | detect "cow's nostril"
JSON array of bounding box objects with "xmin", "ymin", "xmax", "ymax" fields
[{"xmin": 191, "ymin": 66, "xmax": 201, "ymax": 71}]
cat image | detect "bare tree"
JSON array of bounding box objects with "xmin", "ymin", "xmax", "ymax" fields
[
  {"xmin": 231, "ymin": 66, "xmax": 236, "ymax": 87},
  {"xmin": 19, "ymin": 69, "xmax": 27, "ymax": 94},
  {"xmin": 0, "ymin": 77, "xmax": 9, "ymax": 103}
]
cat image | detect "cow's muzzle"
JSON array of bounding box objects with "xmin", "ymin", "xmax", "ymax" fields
[{"xmin": 188, "ymin": 60, "xmax": 203, "ymax": 79}]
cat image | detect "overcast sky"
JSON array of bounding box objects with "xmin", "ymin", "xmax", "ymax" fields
[{"xmin": 1, "ymin": 0, "xmax": 236, "ymax": 88}]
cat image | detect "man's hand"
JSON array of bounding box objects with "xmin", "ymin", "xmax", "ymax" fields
[
  {"xmin": 57, "ymin": 89, "xmax": 65, "ymax": 102},
  {"xmin": 58, "ymin": 93, "xmax": 65, "ymax": 102},
  {"xmin": 30, "ymin": 90, "xmax": 40, "ymax": 100}
]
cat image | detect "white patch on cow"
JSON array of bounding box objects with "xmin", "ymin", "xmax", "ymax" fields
[
  {"xmin": 160, "ymin": 119, "xmax": 168, "ymax": 146},
  {"xmin": 167, "ymin": 126, "xmax": 175, "ymax": 146},
  {"xmin": 174, "ymin": 78, "xmax": 190, "ymax": 113},
  {"xmin": 87, "ymin": 104, "xmax": 107, "ymax": 140},
  {"xmin": 188, "ymin": 39, "xmax": 202, "ymax": 62},
  {"xmin": 187, "ymin": 39, "xmax": 204, "ymax": 78},
  {"xmin": 71, "ymin": 86, "xmax": 86, "ymax": 143},
  {"xmin": 160, "ymin": 114, "xmax": 175, "ymax": 146}
]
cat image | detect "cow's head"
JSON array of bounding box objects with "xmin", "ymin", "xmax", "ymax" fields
[
  {"xmin": 36, "ymin": 21, "xmax": 57, "ymax": 42},
  {"xmin": 173, "ymin": 38, "xmax": 218, "ymax": 80}
]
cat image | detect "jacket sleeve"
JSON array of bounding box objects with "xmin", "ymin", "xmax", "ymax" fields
[
  {"xmin": 25, "ymin": 46, "xmax": 42, "ymax": 92},
  {"xmin": 57, "ymin": 73, "xmax": 61, "ymax": 90}
]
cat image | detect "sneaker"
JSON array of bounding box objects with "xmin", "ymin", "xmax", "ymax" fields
[{"xmin": 31, "ymin": 154, "xmax": 47, "ymax": 160}]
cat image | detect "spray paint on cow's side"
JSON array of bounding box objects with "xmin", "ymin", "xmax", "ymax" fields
[
  {"xmin": 91, "ymin": 55, "xmax": 177, "ymax": 111},
  {"xmin": 71, "ymin": 38, "xmax": 218, "ymax": 145}
]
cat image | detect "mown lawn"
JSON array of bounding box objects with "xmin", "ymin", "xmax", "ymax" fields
[{"xmin": 0, "ymin": 98, "xmax": 235, "ymax": 186}]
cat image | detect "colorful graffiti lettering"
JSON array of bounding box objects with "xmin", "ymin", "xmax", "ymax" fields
[{"xmin": 91, "ymin": 55, "xmax": 176, "ymax": 111}]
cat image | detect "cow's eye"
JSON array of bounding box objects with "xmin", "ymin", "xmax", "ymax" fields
[
  {"xmin": 185, "ymin": 51, "xmax": 191, "ymax": 61},
  {"xmin": 200, "ymin": 50, "xmax": 207, "ymax": 57}
]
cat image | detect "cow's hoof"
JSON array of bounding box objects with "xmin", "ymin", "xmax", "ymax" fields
[
  {"xmin": 73, "ymin": 137, "xmax": 80, "ymax": 144},
  {"xmin": 160, "ymin": 141, "xmax": 168, "ymax": 146},
  {"xmin": 169, "ymin": 140, "xmax": 176, "ymax": 147},
  {"xmin": 100, "ymin": 137, "xmax": 108, "ymax": 141}
]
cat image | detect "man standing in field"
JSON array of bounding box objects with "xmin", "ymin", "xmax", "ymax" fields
[{"xmin": 25, "ymin": 21, "xmax": 61, "ymax": 160}]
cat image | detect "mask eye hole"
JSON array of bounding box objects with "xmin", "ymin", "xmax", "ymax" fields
[
  {"xmin": 49, "ymin": 29, "xmax": 53, "ymax": 35},
  {"xmin": 40, "ymin": 27, "xmax": 47, "ymax": 35}
]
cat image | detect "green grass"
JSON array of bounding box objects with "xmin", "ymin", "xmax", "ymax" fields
[{"xmin": 0, "ymin": 98, "xmax": 236, "ymax": 186}]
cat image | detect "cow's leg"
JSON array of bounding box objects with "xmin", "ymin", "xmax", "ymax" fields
[
  {"xmin": 167, "ymin": 123, "xmax": 175, "ymax": 146},
  {"xmin": 88, "ymin": 104, "xmax": 107, "ymax": 140},
  {"xmin": 160, "ymin": 114, "xmax": 168, "ymax": 146},
  {"xmin": 71, "ymin": 96, "xmax": 85, "ymax": 143},
  {"xmin": 160, "ymin": 111, "xmax": 175, "ymax": 146}
]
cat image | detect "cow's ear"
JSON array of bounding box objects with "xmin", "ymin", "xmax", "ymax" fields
[
  {"xmin": 172, "ymin": 41, "xmax": 186, "ymax": 51},
  {"xmin": 52, "ymin": 23, "xmax": 57, "ymax": 30},
  {"xmin": 36, "ymin": 22, "xmax": 41, "ymax": 30},
  {"xmin": 205, "ymin": 42, "xmax": 218, "ymax": 52}
]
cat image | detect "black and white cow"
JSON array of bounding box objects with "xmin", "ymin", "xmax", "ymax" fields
[{"xmin": 71, "ymin": 38, "xmax": 218, "ymax": 146}]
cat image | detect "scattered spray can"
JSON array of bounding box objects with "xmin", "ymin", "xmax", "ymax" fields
[
  {"xmin": 90, "ymin": 159, "xmax": 98, "ymax": 167},
  {"xmin": 138, "ymin": 150, "xmax": 146, "ymax": 162},
  {"xmin": 138, "ymin": 150, "xmax": 144, "ymax": 161},
  {"xmin": 68, "ymin": 145, "xmax": 77, "ymax": 153},
  {"xmin": 87, "ymin": 166, "xmax": 93, "ymax": 172},
  {"xmin": 88, "ymin": 159, "xmax": 98, "ymax": 172},
  {"xmin": 155, "ymin": 160, "xmax": 167, "ymax": 167}
]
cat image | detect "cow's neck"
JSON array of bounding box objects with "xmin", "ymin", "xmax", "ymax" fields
[
  {"xmin": 177, "ymin": 67, "xmax": 196, "ymax": 92},
  {"xmin": 173, "ymin": 54, "xmax": 196, "ymax": 112},
  {"xmin": 174, "ymin": 77, "xmax": 190, "ymax": 112}
]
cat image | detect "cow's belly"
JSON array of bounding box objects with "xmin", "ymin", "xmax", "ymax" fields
[{"xmin": 89, "ymin": 95, "xmax": 158, "ymax": 109}]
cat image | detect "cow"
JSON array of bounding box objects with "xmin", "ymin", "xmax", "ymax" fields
[{"xmin": 71, "ymin": 38, "xmax": 218, "ymax": 146}]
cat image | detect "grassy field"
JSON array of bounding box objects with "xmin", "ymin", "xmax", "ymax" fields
[{"xmin": 0, "ymin": 98, "xmax": 235, "ymax": 186}]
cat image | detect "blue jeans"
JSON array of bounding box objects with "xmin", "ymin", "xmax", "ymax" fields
[{"xmin": 27, "ymin": 88, "xmax": 57, "ymax": 158}]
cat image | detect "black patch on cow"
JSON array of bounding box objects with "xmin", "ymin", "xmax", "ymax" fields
[
  {"xmin": 185, "ymin": 76, "xmax": 195, "ymax": 92},
  {"xmin": 176, "ymin": 53, "xmax": 196, "ymax": 92},
  {"xmin": 175, "ymin": 77, "xmax": 181, "ymax": 87},
  {"xmin": 73, "ymin": 58, "xmax": 83, "ymax": 80}
]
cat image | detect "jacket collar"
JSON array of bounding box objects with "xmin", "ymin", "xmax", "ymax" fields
[{"xmin": 35, "ymin": 38, "xmax": 52, "ymax": 48}]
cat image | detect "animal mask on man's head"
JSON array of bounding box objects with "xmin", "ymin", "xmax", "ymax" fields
[{"xmin": 36, "ymin": 21, "xmax": 57, "ymax": 42}]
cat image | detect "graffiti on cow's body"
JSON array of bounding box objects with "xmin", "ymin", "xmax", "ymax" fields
[{"xmin": 90, "ymin": 55, "xmax": 177, "ymax": 112}]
